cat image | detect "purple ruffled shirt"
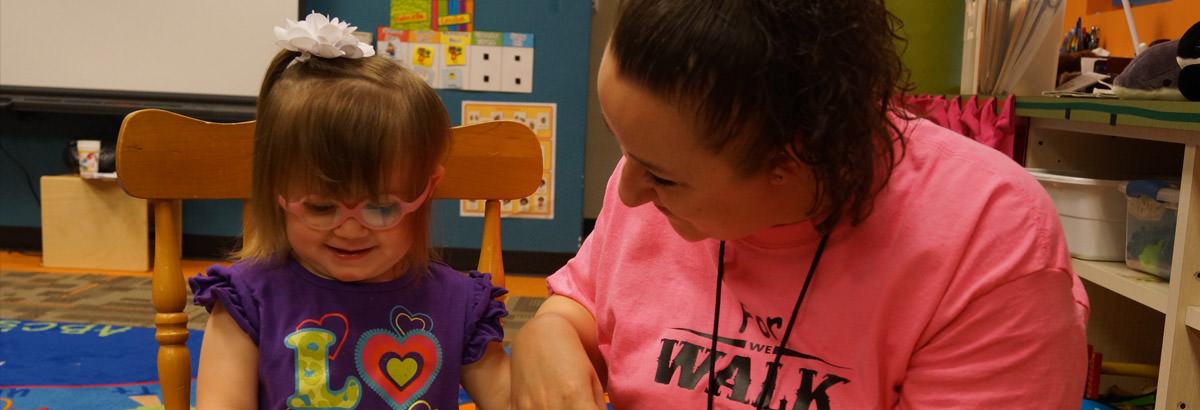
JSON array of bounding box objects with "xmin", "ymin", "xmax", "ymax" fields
[{"xmin": 190, "ymin": 259, "xmax": 507, "ymax": 409}]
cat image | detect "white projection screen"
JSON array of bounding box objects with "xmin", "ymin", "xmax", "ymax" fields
[{"xmin": 1, "ymin": 0, "xmax": 300, "ymax": 117}]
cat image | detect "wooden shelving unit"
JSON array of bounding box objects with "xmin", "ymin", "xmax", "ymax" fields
[
  {"xmin": 1071, "ymin": 259, "xmax": 1169, "ymax": 313},
  {"xmin": 1017, "ymin": 96, "xmax": 1199, "ymax": 410}
]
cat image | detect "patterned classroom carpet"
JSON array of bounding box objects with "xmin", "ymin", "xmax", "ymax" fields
[
  {"xmin": 0, "ymin": 270, "xmax": 209, "ymax": 330},
  {"xmin": 0, "ymin": 270, "xmax": 544, "ymax": 343},
  {"xmin": 0, "ymin": 269, "xmax": 545, "ymax": 410}
]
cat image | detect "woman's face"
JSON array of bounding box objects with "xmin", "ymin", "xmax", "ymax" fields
[{"xmin": 596, "ymin": 48, "xmax": 812, "ymax": 242}]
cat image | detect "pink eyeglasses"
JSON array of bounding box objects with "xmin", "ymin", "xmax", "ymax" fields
[{"xmin": 277, "ymin": 176, "xmax": 439, "ymax": 231}]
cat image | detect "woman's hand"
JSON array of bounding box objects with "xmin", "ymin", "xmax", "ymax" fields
[{"xmin": 511, "ymin": 295, "xmax": 608, "ymax": 410}]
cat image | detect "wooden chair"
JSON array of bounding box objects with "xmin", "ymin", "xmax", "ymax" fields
[{"xmin": 115, "ymin": 108, "xmax": 542, "ymax": 410}]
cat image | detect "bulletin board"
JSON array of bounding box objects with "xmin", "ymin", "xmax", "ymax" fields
[{"xmin": 306, "ymin": 0, "xmax": 590, "ymax": 254}]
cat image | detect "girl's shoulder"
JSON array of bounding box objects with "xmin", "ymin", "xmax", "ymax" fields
[
  {"xmin": 420, "ymin": 261, "xmax": 509, "ymax": 301},
  {"xmin": 192, "ymin": 258, "xmax": 299, "ymax": 292},
  {"xmin": 221, "ymin": 257, "xmax": 296, "ymax": 278},
  {"xmin": 423, "ymin": 261, "xmax": 502, "ymax": 288}
]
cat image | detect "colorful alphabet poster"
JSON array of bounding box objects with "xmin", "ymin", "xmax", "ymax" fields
[
  {"xmin": 390, "ymin": 0, "xmax": 474, "ymax": 31},
  {"xmin": 460, "ymin": 101, "xmax": 556, "ymax": 219}
]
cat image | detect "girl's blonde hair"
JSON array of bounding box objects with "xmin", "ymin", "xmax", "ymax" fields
[{"xmin": 236, "ymin": 49, "xmax": 451, "ymax": 278}]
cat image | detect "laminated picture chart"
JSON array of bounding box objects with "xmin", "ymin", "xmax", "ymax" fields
[
  {"xmin": 461, "ymin": 101, "xmax": 556, "ymax": 219},
  {"xmin": 376, "ymin": 28, "xmax": 534, "ymax": 93},
  {"xmin": 390, "ymin": 0, "xmax": 474, "ymax": 31}
]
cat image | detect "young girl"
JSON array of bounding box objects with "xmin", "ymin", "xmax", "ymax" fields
[{"xmin": 189, "ymin": 13, "xmax": 510, "ymax": 409}]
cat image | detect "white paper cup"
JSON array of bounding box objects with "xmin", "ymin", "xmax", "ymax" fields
[{"xmin": 77, "ymin": 140, "xmax": 101, "ymax": 177}]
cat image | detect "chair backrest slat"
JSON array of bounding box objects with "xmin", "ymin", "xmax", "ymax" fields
[
  {"xmin": 436, "ymin": 120, "xmax": 543, "ymax": 200},
  {"xmin": 117, "ymin": 109, "xmax": 253, "ymax": 200}
]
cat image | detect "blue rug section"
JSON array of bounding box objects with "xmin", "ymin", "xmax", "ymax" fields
[
  {"xmin": 0, "ymin": 319, "xmax": 203, "ymax": 409},
  {"xmin": 0, "ymin": 319, "xmax": 202, "ymax": 387},
  {"xmin": 0, "ymin": 381, "xmax": 196, "ymax": 410}
]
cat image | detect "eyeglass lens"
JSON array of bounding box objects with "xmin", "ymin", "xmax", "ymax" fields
[{"xmin": 298, "ymin": 198, "xmax": 403, "ymax": 229}]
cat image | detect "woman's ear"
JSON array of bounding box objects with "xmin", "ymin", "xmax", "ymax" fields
[{"xmin": 769, "ymin": 148, "xmax": 805, "ymax": 185}]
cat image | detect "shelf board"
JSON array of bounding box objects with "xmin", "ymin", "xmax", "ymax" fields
[
  {"xmin": 1015, "ymin": 96, "xmax": 1200, "ymax": 133},
  {"xmin": 1189, "ymin": 307, "xmax": 1200, "ymax": 331},
  {"xmin": 1071, "ymin": 258, "xmax": 1169, "ymax": 313}
]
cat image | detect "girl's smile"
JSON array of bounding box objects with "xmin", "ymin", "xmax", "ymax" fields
[{"xmin": 329, "ymin": 244, "xmax": 372, "ymax": 260}]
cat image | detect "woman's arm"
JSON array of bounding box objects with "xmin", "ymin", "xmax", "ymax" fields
[
  {"xmin": 511, "ymin": 294, "xmax": 608, "ymax": 410},
  {"xmin": 461, "ymin": 341, "xmax": 511, "ymax": 410},
  {"xmin": 195, "ymin": 301, "xmax": 259, "ymax": 409},
  {"xmin": 897, "ymin": 270, "xmax": 1087, "ymax": 409}
]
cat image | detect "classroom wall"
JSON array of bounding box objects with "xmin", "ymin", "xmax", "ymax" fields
[
  {"xmin": 0, "ymin": 110, "xmax": 244, "ymax": 237},
  {"xmin": 1, "ymin": 1, "xmax": 591, "ymax": 256},
  {"xmin": 886, "ymin": 1, "xmax": 965, "ymax": 96},
  {"xmin": 0, "ymin": 111, "xmax": 114, "ymax": 231},
  {"xmin": 583, "ymin": 0, "xmax": 621, "ymax": 219},
  {"xmin": 1064, "ymin": 0, "xmax": 1199, "ymax": 58}
]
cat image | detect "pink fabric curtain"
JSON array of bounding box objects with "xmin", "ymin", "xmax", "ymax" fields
[{"xmin": 903, "ymin": 94, "xmax": 1016, "ymax": 160}]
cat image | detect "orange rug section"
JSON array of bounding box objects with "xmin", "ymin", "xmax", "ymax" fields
[
  {"xmin": 0, "ymin": 251, "xmax": 547, "ymax": 298},
  {"xmin": 0, "ymin": 250, "xmax": 220, "ymax": 278}
]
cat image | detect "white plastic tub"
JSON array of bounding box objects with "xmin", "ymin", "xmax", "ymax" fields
[{"xmin": 1027, "ymin": 168, "xmax": 1127, "ymax": 261}]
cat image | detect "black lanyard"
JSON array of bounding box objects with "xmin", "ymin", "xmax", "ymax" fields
[{"xmin": 707, "ymin": 233, "xmax": 831, "ymax": 410}]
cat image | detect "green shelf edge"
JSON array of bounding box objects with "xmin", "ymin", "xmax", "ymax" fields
[{"xmin": 1014, "ymin": 96, "xmax": 1200, "ymax": 132}]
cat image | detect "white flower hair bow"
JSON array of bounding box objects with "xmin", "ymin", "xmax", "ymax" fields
[{"xmin": 274, "ymin": 12, "xmax": 375, "ymax": 61}]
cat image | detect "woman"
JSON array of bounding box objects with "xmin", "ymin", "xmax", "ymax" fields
[{"xmin": 511, "ymin": 0, "xmax": 1089, "ymax": 409}]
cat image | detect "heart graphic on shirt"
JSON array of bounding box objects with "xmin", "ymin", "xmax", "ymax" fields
[
  {"xmin": 296, "ymin": 313, "xmax": 349, "ymax": 360},
  {"xmin": 391, "ymin": 306, "xmax": 433, "ymax": 336},
  {"xmin": 357, "ymin": 329, "xmax": 441, "ymax": 408},
  {"xmin": 385, "ymin": 354, "xmax": 420, "ymax": 389}
]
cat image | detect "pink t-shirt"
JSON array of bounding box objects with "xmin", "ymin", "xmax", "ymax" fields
[{"xmin": 548, "ymin": 117, "xmax": 1089, "ymax": 409}]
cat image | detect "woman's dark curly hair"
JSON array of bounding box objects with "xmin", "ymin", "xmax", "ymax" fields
[{"xmin": 609, "ymin": 0, "xmax": 913, "ymax": 234}]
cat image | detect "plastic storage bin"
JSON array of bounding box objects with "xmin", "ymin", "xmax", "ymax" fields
[
  {"xmin": 1027, "ymin": 168, "xmax": 1127, "ymax": 261},
  {"xmin": 1120, "ymin": 180, "xmax": 1180, "ymax": 279}
]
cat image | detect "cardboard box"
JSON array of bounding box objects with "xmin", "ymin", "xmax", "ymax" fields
[{"xmin": 40, "ymin": 175, "xmax": 149, "ymax": 271}]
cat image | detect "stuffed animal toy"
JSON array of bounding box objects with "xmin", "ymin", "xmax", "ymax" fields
[
  {"xmin": 1177, "ymin": 21, "xmax": 1200, "ymax": 101},
  {"xmin": 1113, "ymin": 21, "xmax": 1200, "ymax": 101}
]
